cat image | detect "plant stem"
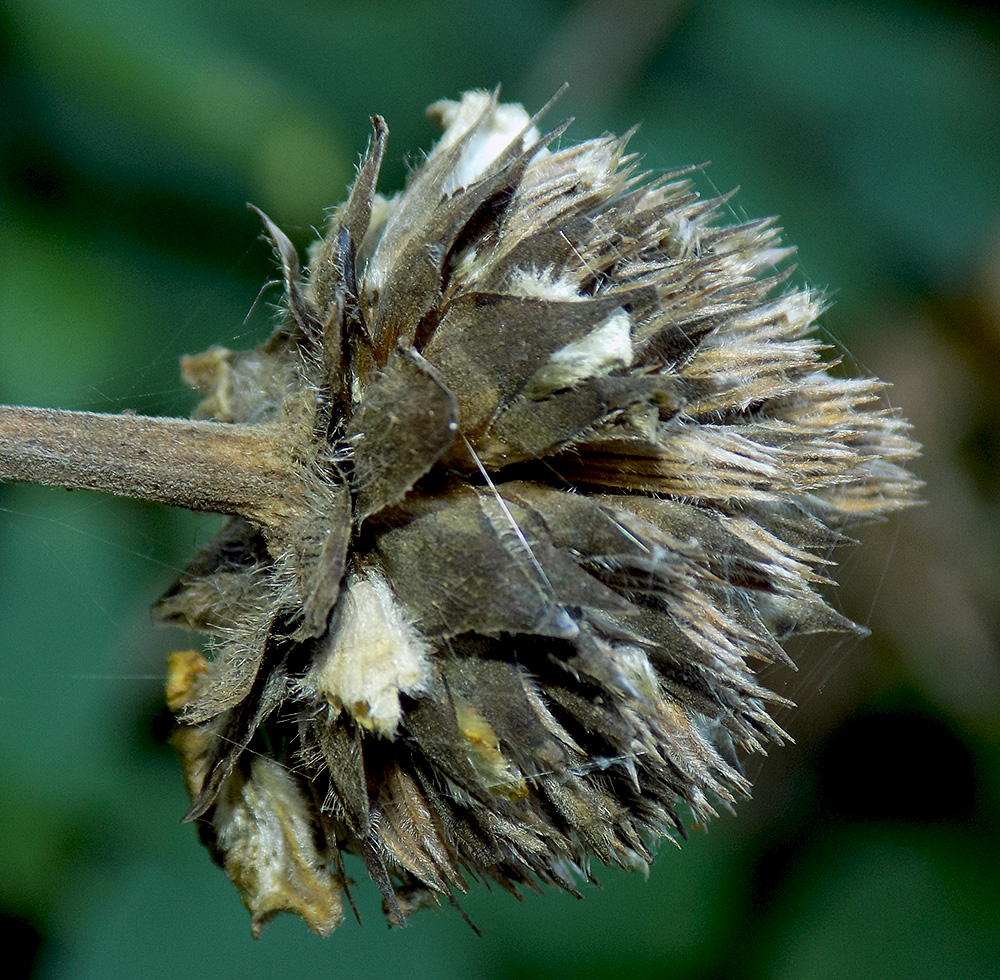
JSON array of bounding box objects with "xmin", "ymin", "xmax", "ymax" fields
[{"xmin": 0, "ymin": 406, "xmax": 300, "ymax": 529}]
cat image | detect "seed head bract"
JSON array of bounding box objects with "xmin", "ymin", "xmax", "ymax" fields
[{"xmin": 0, "ymin": 91, "xmax": 919, "ymax": 937}]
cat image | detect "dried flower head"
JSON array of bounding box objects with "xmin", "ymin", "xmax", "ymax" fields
[{"xmin": 0, "ymin": 91, "xmax": 919, "ymax": 937}]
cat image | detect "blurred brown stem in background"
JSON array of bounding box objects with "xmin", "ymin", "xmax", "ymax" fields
[{"xmin": 524, "ymin": 0, "xmax": 690, "ymax": 111}]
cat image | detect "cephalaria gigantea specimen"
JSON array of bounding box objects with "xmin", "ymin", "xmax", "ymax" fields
[{"xmin": 0, "ymin": 91, "xmax": 919, "ymax": 937}]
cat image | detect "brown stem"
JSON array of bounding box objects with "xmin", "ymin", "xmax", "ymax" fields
[{"xmin": 0, "ymin": 406, "xmax": 301, "ymax": 529}]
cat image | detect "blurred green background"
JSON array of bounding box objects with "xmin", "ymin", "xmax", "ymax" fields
[{"xmin": 2, "ymin": 0, "xmax": 999, "ymax": 977}]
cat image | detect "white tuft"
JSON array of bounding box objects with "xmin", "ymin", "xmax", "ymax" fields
[
  {"xmin": 308, "ymin": 570, "xmax": 430, "ymax": 736},
  {"xmin": 528, "ymin": 308, "xmax": 634, "ymax": 395},
  {"xmin": 429, "ymin": 92, "xmax": 538, "ymax": 194},
  {"xmin": 509, "ymin": 266, "xmax": 584, "ymax": 300}
]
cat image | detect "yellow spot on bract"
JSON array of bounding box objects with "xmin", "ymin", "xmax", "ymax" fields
[
  {"xmin": 166, "ymin": 649, "xmax": 209, "ymax": 711},
  {"xmin": 455, "ymin": 701, "xmax": 528, "ymax": 800},
  {"xmin": 456, "ymin": 705, "xmax": 501, "ymax": 756}
]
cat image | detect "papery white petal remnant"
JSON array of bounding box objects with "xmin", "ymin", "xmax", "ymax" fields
[
  {"xmin": 429, "ymin": 92, "xmax": 539, "ymax": 192},
  {"xmin": 308, "ymin": 571, "xmax": 431, "ymax": 735},
  {"xmin": 529, "ymin": 308, "xmax": 635, "ymax": 395},
  {"xmin": 213, "ymin": 756, "xmax": 346, "ymax": 938}
]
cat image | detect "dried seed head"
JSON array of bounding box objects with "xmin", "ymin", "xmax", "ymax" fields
[{"xmin": 0, "ymin": 91, "xmax": 920, "ymax": 937}]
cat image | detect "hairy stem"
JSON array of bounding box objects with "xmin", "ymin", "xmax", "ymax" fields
[{"xmin": 0, "ymin": 406, "xmax": 300, "ymax": 528}]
